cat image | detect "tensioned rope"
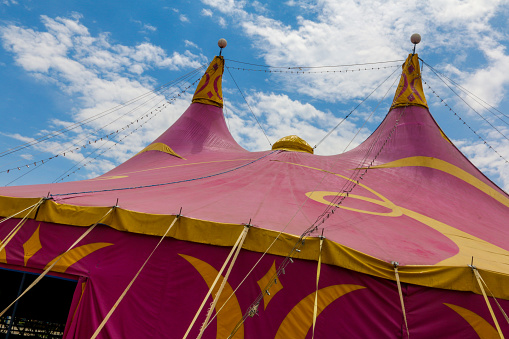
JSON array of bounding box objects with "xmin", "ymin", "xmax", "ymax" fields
[
  {"xmin": 182, "ymin": 226, "xmax": 249, "ymax": 339},
  {"xmin": 393, "ymin": 262, "xmax": 410, "ymax": 338},
  {"xmin": 196, "ymin": 226, "xmax": 250, "ymax": 339},
  {"xmin": 474, "ymin": 268, "xmax": 509, "ymax": 325},
  {"xmin": 423, "ymin": 61, "xmax": 509, "ymax": 143},
  {"xmin": 424, "ymin": 81, "xmax": 509, "ymax": 165},
  {"xmin": 421, "ymin": 60, "xmax": 509, "ymax": 125},
  {"xmin": 49, "ymin": 151, "xmax": 277, "ymax": 197},
  {"xmin": 209, "ymin": 71, "xmax": 404, "ymax": 338},
  {"xmin": 0, "ymin": 65, "xmax": 207, "ymax": 158},
  {"xmin": 0, "ymin": 206, "xmax": 115, "ymax": 318},
  {"xmin": 312, "ymin": 234, "xmax": 325, "ymax": 339},
  {"xmin": 0, "ymin": 198, "xmax": 45, "ymax": 253},
  {"xmin": 0, "ymin": 198, "xmax": 45, "ymax": 226},
  {"xmin": 313, "ymin": 66, "xmax": 401, "ymax": 150},
  {"xmin": 226, "ymin": 66, "xmax": 273, "ymax": 146},
  {"xmin": 51, "ymin": 77, "xmax": 203, "ymax": 183},
  {"xmin": 471, "ymin": 266, "xmax": 505, "ymax": 338},
  {"xmin": 1, "ymin": 69, "xmax": 204, "ymax": 183},
  {"xmin": 90, "ymin": 214, "xmax": 181, "ymax": 339}
]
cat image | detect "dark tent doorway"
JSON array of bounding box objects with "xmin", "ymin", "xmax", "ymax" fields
[{"xmin": 0, "ymin": 268, "xmax": 77, "ymax": 338}]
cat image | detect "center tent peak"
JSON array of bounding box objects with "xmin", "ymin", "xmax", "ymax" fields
[{"xmin": 390, "ymin": 53, "xmax": 428, "ymax": 110}]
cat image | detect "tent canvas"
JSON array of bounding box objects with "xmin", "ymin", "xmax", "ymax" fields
[{"xmin": 0, "ymin": 52, "xmax": 508, "ymax": 338}]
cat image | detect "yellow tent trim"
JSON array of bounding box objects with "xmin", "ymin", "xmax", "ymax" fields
[
  {"xmin": 136, "ymin": 143, "xmax": 185, "ymax": 159},
  {"xmin": 1, "ymin": 195, "xmax": 509, "ymax": 300}
]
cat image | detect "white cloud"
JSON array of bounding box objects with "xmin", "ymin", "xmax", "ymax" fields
[
  {"xmin": 185, "ymin": 40, "xmax": 199, "ymax": 49},
  {"xmin": 201, "ymin": 0, "xmax": 509, "ymax": 192},
  {"xmin": 180, "ymin": 14, "xmax": 189, "ymax": 22},
  {"xmin": 2, "ymin": 0, "xmax": 17, "ymax": 4},
  {"xmin": 20, "ymin": 154, "xmax": 34, "ymax": 160},
  {"xmin": 201, "ymin": 8, "xmax": 213, "ymax": 17},
  {"xmin": 0, "ymin": 14, "xmax": 207, "ymax": 179},
  {"xmin": 224, "ymin": 91, "xmax": 370, "ymax": 154},
  {"xmin": 218, "ymin": 17, "xmax": 227, "ymax": 28}
]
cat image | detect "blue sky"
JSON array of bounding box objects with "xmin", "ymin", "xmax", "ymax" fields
[{"xmin": 1, "ymin": 0, "xmax": 508, "ymax": 191}]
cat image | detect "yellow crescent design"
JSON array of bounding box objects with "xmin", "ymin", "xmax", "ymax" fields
[
  {"xmin": 179, "ymin": 254, "xmax": 244, "ymax": 339},
  {"xmin": 23, "ymin": 224, "xmax": 42, "ymax": 266},
  {"xmin": 45, "ymin": 242, "xmax": 113, "ymax": 273},
  {"xmin": 275, "ymin": 284, "xmax": 365, "ymax": 339},
  {"xmin": 444, "ymin": 303, "xmax": 499, "ymax": 338},
  {"xmin": 0, "ymin": 240, "xmax": 5, "ymax": 263}
]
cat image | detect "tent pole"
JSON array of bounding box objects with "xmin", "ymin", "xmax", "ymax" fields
[{"xmin": 5, "ymin": 272, "xmax": 26, "ymax": 339}]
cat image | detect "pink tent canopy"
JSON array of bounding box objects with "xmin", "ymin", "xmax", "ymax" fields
[{"xmin": 0, "ymin": 53, "xmax": 508, "ymax": 338}]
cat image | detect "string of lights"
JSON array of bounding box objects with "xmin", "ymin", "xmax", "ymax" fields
[
  {"xmin": 226, "ymin": 64, "xmax": 400, "ymax": 74},
  {"xmin": 209, "ymin": 70, "xmax": 403, "ymax": 336},
  {"xmin": 0, "ymin": 65, "xmax": 207, "ymax": 159},
  {"xmin": 2, "ymin": 77, "xmax": 202, "ymax": 179},
  {"xmin": 226, "ymin": 104, "xmax": 409, "ymax": 339},
  {"xmin": 424, "ymin": 81, "xmax": 509, "ymax": 165}
]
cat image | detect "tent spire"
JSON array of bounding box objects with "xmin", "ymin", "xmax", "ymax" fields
[
  {"xmin": 192, "ymin": 39, "xmax": 227, "ymax": 108},
  {"xmin": 390, "ymin": 34, "xmax": 428, "ymax": 110}
]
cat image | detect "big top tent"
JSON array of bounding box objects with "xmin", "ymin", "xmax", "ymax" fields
[{"xmin": 0, "ymin": 41, "xmax": 509, "ymax": 338}]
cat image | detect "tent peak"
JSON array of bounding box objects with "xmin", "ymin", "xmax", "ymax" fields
[
  {"xmin": 192, "ymin": 55, "xmax": 224, "ymax": 108},
  {"xmin": 390, "ymin": 53, "xmax": 428, "ymax": 110}
]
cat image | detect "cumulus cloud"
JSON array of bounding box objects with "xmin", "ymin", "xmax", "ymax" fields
[
  {"xmin": 201, "ymin": 8, "xmax": 213, "ymax": 17},
  {"xmin": 0, "ymin": 14, "xmax": 207, "ymax": 181},
  {"xmin": 201, "ymin": 0, "xmax": 509, "ymax": 190}
]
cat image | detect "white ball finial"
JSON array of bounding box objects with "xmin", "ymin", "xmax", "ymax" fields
[
  {"xmin": 218, "ymin": 38, "xmax": 227, "ymax": 49},
  {"xmin": 411, "ymin": 33, "xmax": 421, "ymax": 45}
]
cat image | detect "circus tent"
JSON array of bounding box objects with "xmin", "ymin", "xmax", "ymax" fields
[{"xmin": 0, "ymin": 45, "xmax": 509, "ymax": 338}]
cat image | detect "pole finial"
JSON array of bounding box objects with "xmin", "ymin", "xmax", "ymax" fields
[
  {"xmin": 410, "ymin": 33, "xmax": 421, "ymax": 54},
  {"xmin": 218, "ymin": 38, "xmax": 227, "ymax": 56}
]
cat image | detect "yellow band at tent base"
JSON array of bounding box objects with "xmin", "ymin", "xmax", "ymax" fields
[{"xmin": 0, "ymin": 195, "xmax": 508, "ymax": 301}]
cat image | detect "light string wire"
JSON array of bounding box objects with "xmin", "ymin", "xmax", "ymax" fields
[
  {"xmin": 423, "ymin": 81, "xmax": 509, "ymax": 165},
  {"xmin": 226, "ymin": 96, "xmax": 408, "ymax": 339},
  {"xmin": 226, "ymin": 66, "xmax": 272, "ymax": 146},
  {"xmin": 2, "ymin": 71, "xmax": 204, "ymax": 184},
  {"xmin": 226, "ymin": 64, "xmax": 400, "ymax": 74},
  {"xmin": 202, "ymin": 70, "xmax": 402, "ymax": 337},
  {"xmin": 313, "ymin": 66, "xmax": 401, "ymax": 149},
  {"xmin": 226, "ymin": 98, "xmax": 407, "ymax": 338},
  {"xmin": 48, "ymin": 151, "xmax": 277, "ymax": 197},
  {"xmin": 51, "ymin": 76, "xmax": 203, "ymax": 183},
  {"xmin": 422, "ymin": 61, "xmax": 509, "ymax": 142},
  {"xmin": 420, "ymin": 59, "xmax": 509, "ymax": 124},
  {"xmin": 0, "ymin": 65, "xmax": 207, "ymax": 158},
  {"xmin": 224, "ymin": 58, "xmax": 405, "ymax": 69}
]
